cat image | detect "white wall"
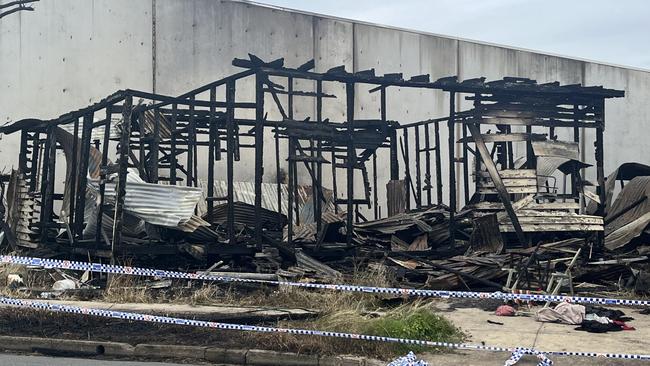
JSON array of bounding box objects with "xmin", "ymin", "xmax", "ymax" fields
[{"xmin": 0, "ymin": 0, "xmax": 153, "ymax": 167}]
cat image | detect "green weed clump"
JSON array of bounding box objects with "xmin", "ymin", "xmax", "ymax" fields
[{"xmin": 364, "ymin": 308, "xmax": 464, "ymax": 354}]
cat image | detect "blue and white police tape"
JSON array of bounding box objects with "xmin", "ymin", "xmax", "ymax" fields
[
  {"xmin": 505, "ymin": 348, "xmax": 553, "ymax": 366},
  {"xmin": 1, "ymin": 296, "xmax": 649, "ymax": 364},
  {"xmin": 388, "ymin": 351, "xmax": 429, "ymax": 366},
  {"xmin": 2, "ymin": 255, "xmax": 650, "ymax": 307}
]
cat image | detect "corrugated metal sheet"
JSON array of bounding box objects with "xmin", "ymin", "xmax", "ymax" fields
[
  {"xmin": 141, "ymin": 110, "xmax": 172, "ymax": 139},
  {"xmin": 198, "ymin": 180, "xmax": 329, "ymax": 224},
  {"xmin": 532, "ymin": 140, "xmax": 580, "ymax": 160},
  {"xmin": 207, "ymin": 201, "xmax": 286, "ymax": 231},
  {"xmin": 58, "ymin": 116, "xmax": 121, "ymax": 142},
  {"xmin": 90, "ymin": 170, "xmax": 203, "ymax": 228},
  {"xmin": 605, "ymin": 176, "xmax": 650, "ymax": 250}
]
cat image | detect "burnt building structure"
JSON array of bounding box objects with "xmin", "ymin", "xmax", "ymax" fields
[{"xmin": 0, "ymin": 55, "xmax": 624, "ymax": 268}]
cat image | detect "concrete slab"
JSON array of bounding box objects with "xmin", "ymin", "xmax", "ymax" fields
[{"xmin": 424, "ymin": 301, "xmax": 650, "ymax": 365}]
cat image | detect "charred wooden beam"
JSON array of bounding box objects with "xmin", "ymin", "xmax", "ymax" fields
[
  {"xmin": 95, "ymin": 108, "xmax": 112, "ymax": 246},
  {"xmin": 226, "ymin": 80, "xmax": 236, "ymax": 244},
  {"xmin": 447, "ymin": 92, "xmax": 457, "ymax": 245},
  {"xmin": 111, "ymin": 96, "xmax": 133, "ymax": 257},
  {"xmin": 467, "ymin": 122, "xmax": 529, "ymax": 247},
  {"xmin": 207, "ymin": 88, "xmax": 217, "ymax": 224},
  {"xmin": 254, "ymin": 72, "xmax": 265, "ymax": 249},
  {"xmin": 73, "ymin": 112, "xmax": 93, "ymax": 238},
  {"xmin": 346, "ymin": 82, "xmax": 355, "ymax": 248}
]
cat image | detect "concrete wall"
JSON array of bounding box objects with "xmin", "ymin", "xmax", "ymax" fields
[
  {"xmin": 0, "ymin": 0, "xmax": 153, "ymax": 166},
  {"xmin": 2, "ymin": 0, "xmax": 649, "ymax": 214}
]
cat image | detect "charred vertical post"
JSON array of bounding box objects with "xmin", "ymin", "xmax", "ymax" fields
[
  {"xmin": 226, "ymin": 80, "xmax": 236, "ymax": 244},
  {"xmin": 74, "ymin": 112, "xmax": 93, "ymax": 238},
  {"xmin": 424, "ymin": 122, "xmax": 432, "ymax": 206},
  {"xmin": 473, "ymin": 94, "xmax": 482, "ymax": 195},
  {"xmin": 331, "ymin": 143, "xmax": 338, "ymax": 214},
  {"xmin": 207, "ymin": 87, "xmax": 216, "ymax": 223},
  {"xmin": 461, "ymin": 123, "xmax": 470, "ymax": 205},
  {"xmin": 287, "ymin": 76, "xmax": 296, "ymax": 246},
  {"xmin": 275, "ymin": 123, "xmax": 282, "ymax": 216},
  {"xmin": 138, "ymin": 111, "xmax": 147, "ymax": 178},
  {"xmin": 187, "ymin": 96, "xmax": 196, "ymax": 187},
  {"xmin": 572, "ymin": 104, "xmax": 580, "ymax": 199},
  {"xmin": 39, "ymin": 126, "xmax": 57, "ymax": 244},
  {"xmin": 68, "ymin": 118, "xmax": 79, "ymax": 230},
  {"xmin": 346, "ymin": 82, "xmax": 355, "ymax": 248},
  {"xmin": 372, "ymin": 152, "xmax": 379, "ymax": 219},
  {"xmin": 448, "ymin": 92, "xmax": 457, "ymax": 246},
  {"xmin": 150, "ymin": 107, "xmax": 160, "ymax": 183},
  {"xmin": 288, "ymin": 77, "xmax": 300, "ymax": 227},
  {"xmin": 385, "ymin": 88, "xmax": 398, "ymax": 181},
  {"xmin": 18, "ymin": 130, "xmax": 29, "ymax": 174},
  {"xmin": 316, "ymin": 80, "xmax": 324, "ymax": 232},
  {"xmin": 287, "ymin": 136, "xmax": 295, "ymax": 246},
  {"xmin": 403, "ymin": 128, "xmax": 411, "ymax": 211},
  {"xmin": 254, "ymin": 72, "xmax": 265, "ymax": 249},
  {"xmin": 28, "ymin": 133, "xmax": 40, "ymax": 192},
  {"xmin": 96, "ymin": 108, "xmax": 112, "ymax": 246},
  {"xmin": 414, "ymin": 125, "xmax": 422, "ymax": 207},
  {"xmin": 434, "ymin": 120, "xmax": 443, "ymax": 204},
  {"xmin": 111, "ymin": 95, "xmax": 133, "ymax": 257},
  {"xmin": 170, "ymin": 103, "xmax": 178, "ymax": 185},
  {"xmin": 595, "ymin": 100, "xmax": 606, "ymax": 248}
]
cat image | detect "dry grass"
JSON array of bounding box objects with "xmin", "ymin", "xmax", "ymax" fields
[
  {"xmin": 103, "ymin": 274, "xmax": 152, "ymax": 303},
  {"xmin": 0, "ymin": 263, "xmax": 51, "ymax": 298},
  {"xmin": 244, "ymin": 300, "xmax": 465, "ymax": 360},
  {"xmin": 0, "ymin": 261, "xmax": 464, "ymax": 360}
]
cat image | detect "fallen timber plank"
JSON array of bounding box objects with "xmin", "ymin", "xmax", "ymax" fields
[
  {"xmin": 478, "ymin": 186, "xmax": 538, "ymax": 194},
  {"xmin": 506, "ymin": 210, "xmax": 600, "ymax": 218},
  {"xmin": 470, "ymin": 201, "xmax": 580, "ymax": 211},
  {"xmin": 477, "ymin": 169, "xmax": 536, "ymax": 178},
  {"xmin": 458, "ymin": 133, "xmax": 547, "ymax": 143},
  {"xmin": 499, "ymin": 224, "xmax": 603, "ymax": 232},
  {"xmin": 499, "ymin": 216, "xmax": 603, "ymax": 225},
  {"xmin": 458, "ymin": 117, "xmax": 599, "ymax": 128},
  {"xmin": 478, "ymin": 178, "xmax": 538, "ymax": 187}
]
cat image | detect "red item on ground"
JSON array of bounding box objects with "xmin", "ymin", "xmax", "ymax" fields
[
  {"xmin": 613, "ymin": 320, "xmax": 636, "ymax": 330},
  {"xmin": 495, "ymin": 305, "xmax": 516, "ymax": 316}
]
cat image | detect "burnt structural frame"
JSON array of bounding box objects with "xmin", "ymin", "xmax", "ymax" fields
[{"xmin": 5, "ymin": 55, "xmax": 624, "ymax": 259}]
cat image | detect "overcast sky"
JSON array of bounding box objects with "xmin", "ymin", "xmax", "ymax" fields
[{"xmin": 259, "ymin": 0, "xmax": 649, "ymax": 70}]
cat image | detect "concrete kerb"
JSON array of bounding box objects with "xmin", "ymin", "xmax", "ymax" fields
[
  {"xmin": 0, "ymin": 336, "xmax": 371, "ymax": 365},
  {"xmin": 134, "ymin": 343, "xmax": 207, "ymax": 359},
  {"xmin": 0, "ymin": 336, "xmax": 134, "ymax": 357}
]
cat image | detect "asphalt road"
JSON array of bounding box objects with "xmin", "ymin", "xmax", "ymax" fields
[{"xmin": 0, "ymin": 354, "xmax": 223, "ymax": 366}]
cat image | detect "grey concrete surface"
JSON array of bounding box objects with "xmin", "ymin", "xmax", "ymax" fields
[
  {"xmin": 422, "ymin": 301, "xmax": 650, "ymax": 365},
  {"xmin": 1, "ymin": 0, "xmax": 650, "ymax": 212},
  {"xmin": 0, "ymin": 353, "xmax": 210, "ymax": 366}
]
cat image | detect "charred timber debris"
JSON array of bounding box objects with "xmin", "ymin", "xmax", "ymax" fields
[{"xmin": 0, "ymin": 54, "xmax": 648, "ymax": 295}]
